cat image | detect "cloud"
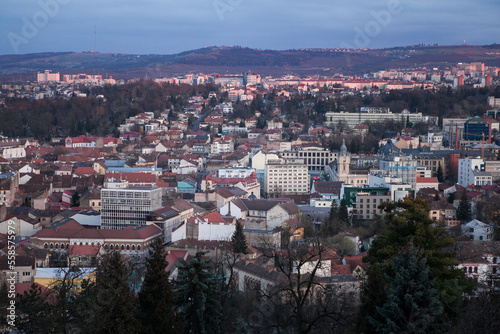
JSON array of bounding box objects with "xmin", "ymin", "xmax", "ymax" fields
[{"xmin": 0, "ymin": 0, "xmax": 498, "ymax": 55}]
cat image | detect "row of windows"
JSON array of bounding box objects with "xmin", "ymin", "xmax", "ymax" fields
[
  {"xmin": 358, "ymin": 204, "xmax": 379, "ymax": 209},
  {"xmin": 102, "ymin": 191, "xmax": 152, "ymax": 199},
  {"xmin": 358, "ymin": 198, "xmax": 386, "ymax": 204},
  {"xmin": 44, "ymin": 242, "xmax": 142, "ymax": 251}
]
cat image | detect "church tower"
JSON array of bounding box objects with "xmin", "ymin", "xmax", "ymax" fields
[{"xmin": 337, "ymin": 139, "xmax": 350, "ymax": 180}]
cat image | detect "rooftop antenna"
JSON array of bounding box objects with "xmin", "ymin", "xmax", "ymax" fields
[{"xmin": 94, "ymin": 26, "xmax": 97, "ymax": 53}]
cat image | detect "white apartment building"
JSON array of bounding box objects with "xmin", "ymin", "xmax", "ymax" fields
[
  {"xmin": 324, "ymin": 109, "xmax": 423, "ymax": 128},
  {"xmin": 218, "ymin": 167, "xmax": 256, "ymax": 178},
  {"xmin": 458, "ymin": 157, "xmax": 492, "ymax": 187},
  {"xmin": 101, "ymin": 179, "xmax": 162, "ymax": 229},
  {"xmin": 369, "ymin": 170, "xmax": 412, "ymax": 201},
  {"xmin": 264, "ymin": 159, "xmax": 310, "ymax": 195},
  {"xmin": 280, "ymin": 146, "xmax": 334, "ymax": 171},
  {"xmin": 210, "ymin": 140, "xmax": 234, "ymax": 156}
]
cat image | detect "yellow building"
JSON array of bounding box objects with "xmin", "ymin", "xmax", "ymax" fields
[{"xmin": 34, "ymin": 267, "xmax": 96, "ymax": 291}]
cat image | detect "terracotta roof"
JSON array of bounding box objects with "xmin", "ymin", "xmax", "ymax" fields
[
  {"xmin": 165, "ymin": 250, "xmax": 189, "ymax": 273},
  {"xmin": 202, "ymin": 211, "xmax": 225, "ymax": 223},
  {"xmin": 73, "ymin": 167, "xmax": 95, "ymax": 176},
  {"xmin": 416, "ymin": 177, "xmax": 439, "ymax": 183},
  {"xmin": 33, "ymin": 219, "xmax": 162, "ymax": 241},
  {"xmin": 68, "ymin": 245, "xmax": 100, "ymax": 256}
]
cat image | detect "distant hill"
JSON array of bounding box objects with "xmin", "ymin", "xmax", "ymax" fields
[{"xmin": 1, "ymin": 44, "xmax": 500, "ymax": 82}]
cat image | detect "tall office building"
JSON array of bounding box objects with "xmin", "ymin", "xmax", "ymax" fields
[
  {"xmin": 264, "ymin": 158, "xmax": 309, "ymax": 195},
  {"xmin": 101, "ymin": 179, "xmax": 162, "ymax": 229}
]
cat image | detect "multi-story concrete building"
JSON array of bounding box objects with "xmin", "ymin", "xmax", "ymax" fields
[
  {"xmin": 218, "ymin": 167, "xmax": 256, "ymax": 178},
  {"xmin": 324, "ymin": 109, "xmax": 422, "ymax": 128},
  {"xmin": 37, "ymin": 70, "xmax": 60, "ymax": 82},
  {"xmin": 458, "ymin": 157, "xmax": 490, "ymax": 187},
  {"xmin": 280, "ymin": 146, "xmax": 334, "ymax": 171},
  {"xmin": 101, "ymin": 179, "xmax": 162, "ymax": 229},
  {"xmin": 344, "ymin": 187, "xmax": 391, "ymax": 221},
  {"xmin": 264, "ymin": 159, "xmax": 309, "ymax": 195}
]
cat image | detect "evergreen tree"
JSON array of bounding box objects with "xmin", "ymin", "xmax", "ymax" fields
[
  {"xmin": 321, "ymin": 200, "xmax": 342, "ymax": 236},
  {"xmin": 436, "ymin": 163, "xmax": 444, "ymax": 182},
  {"xmin": 138, "ymin": 238, "xmax": 182, "ymax": 334},
  {"xmin": 339, "ymin": 197, "xmax": 349, "ymax": 225},
  {"xmin": 92, "ymin": 251, "xmax": 140, "ymax": 334},
  {"xmin": 457, "ymin": 190, "xmax": 472, "ymax": 222},
  {"xmin": 231, "ymin": 220, "xmax": 247, "ymax": 254},
  {"xmin": 16, "ymin": 283, "xmax": 55, "ymax": 333},
  {"xmin": 176, "ymin": 251, "xmax": 222, "ymax": 334},
  {"xmin": 71, "ymin": 191, "xmax": 80, "ymax": 207},
  {"xmin": 369, "ymin": 246, "xmax": 448, "ymax": 334},
  {"xmin": 358, "ymin": 197, "xmax": 474, "ymax": 333},
  {"xmin": 447, "ymin": 192, "xmax": 455, "ymax": 204}
]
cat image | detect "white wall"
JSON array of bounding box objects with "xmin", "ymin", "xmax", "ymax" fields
[
  {"xmin": 198, "ymin": 222, "xmax": 235, "ymax": 241},
  {"xmin": 171, "ymin": 222, "xmax": 186, "ymax": 243},
  {"xmin": 0, "ymin": 218, "xmax": 41, "ymax": 239}
]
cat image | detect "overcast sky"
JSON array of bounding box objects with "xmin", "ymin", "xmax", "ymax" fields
[{"xmin": 1, "ymin": 0, "xmax": 499, "ymax": 55}]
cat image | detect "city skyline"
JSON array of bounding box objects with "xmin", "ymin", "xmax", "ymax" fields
[{"xmin": 1, "ymin": 0, "xmax": 499, "ymax": 55}]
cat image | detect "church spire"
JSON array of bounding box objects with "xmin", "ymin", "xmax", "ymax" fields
[{"xmin": 340, "ymin": 138, "xmax": 348, "ymax": 156}]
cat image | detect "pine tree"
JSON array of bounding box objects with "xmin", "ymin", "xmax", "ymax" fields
[
  {"xmin": 176, "ymin": 251, "xmax": 222, "ymax": 334},
  {"xmin": 339, "ymin": 197, "xmax": 349, "ymax": 225},
  {"xmin": 138, "ymin": 238, "xmax": 182, "ymax": 334},
  {"xmin": 71, "ymin": 191, "xmax": 80, "ymax": 207},
  {"xmin": 358, "ymin": 197, "xmax": 474, "ymax": 333},
  {"xmin": 457, "ymin": 190, "xmax": 471, "ymax": 222},
  {"xmin": 321, "ymin": 200, "xmax": 339, "ymax": 237},
  {"xmin": 369, "ymin": 246, "xmax": 448, "ymax": 333},
  {"xmin": 16, "ymin": 283, "xmax": 55, "ymax": 333},
  {"xmin": 231, "ymin": 220, "xmax": 247, "ymax": 254},
  {"xmin": 436, "ymin": 163, "xmax": 444, "ymax": 182},
  {"xmin": 92, "ymin": 251, "xmax": 140, "ymax": 334}
]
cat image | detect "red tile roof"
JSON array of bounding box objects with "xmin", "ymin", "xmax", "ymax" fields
[
  {"xmin": 68, "ymin": 245, "xmax": 100, "ymax": 256},
  {"xmin": 416, "ymin": 177, "xmax": 439, "ymax": 183},
  {"xmin": 33, "ymin": 219, "xmax": 162, "ymax": 241}
]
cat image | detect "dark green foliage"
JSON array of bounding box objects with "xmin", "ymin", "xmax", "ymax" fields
[
  {"xmin": 339, "ymin": 197, "xmax": 349, "ymax": 225},
  {"xmin": 321, "ymin": 200, "xmax": 348, "ymax": 237},
  {"xmin": 71, "ymin": 191, "xmax": 80, "ymax": 207},
  {"xmin": 0, "ymin": 281, "xmax": 9, "ymax": 327},
  {"xmin": 369, "ymin": 246, "xmax": 448, "ymax": 334},
  {"xmin": 231, "ymin": 316, "xmax": 249, "ymax": 334},
  {"xmin": 16, "ymin": 283, "xmax": 55, "ymax": 333},
  {"xmin": 436, "ymin": 163, "xmax": 444, "ymax": 182},
  {"xmin": 176, "ymin": 251, "xmax": 222, "ymax": 334},
  {"xmin": 447, "ymin": 192, "xmax": 455, "ymax": 204},
  {"xmin": 231, "ymin": 220, "xmax": 247, "ymax": 254},
  {"xmin": 138, "ymin": 238, "xmax": 182, "ymax": 334},
  {"xmin": 359, "ymin": 197, "xmax": 474, "ymax": 333},
  {"xmin": 457, "ymin": 190, "xmax": 472, "ymax": 222},
  {"xmin": 92, "ymin": 251, "xmax": 140, "ymax": 334}
]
